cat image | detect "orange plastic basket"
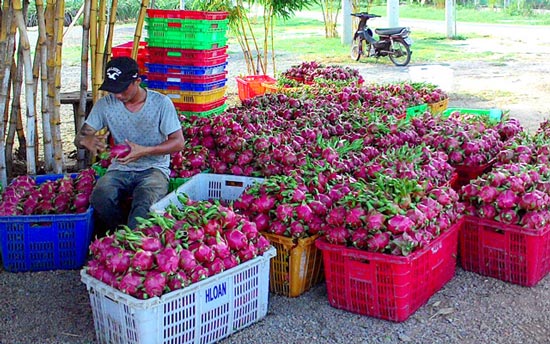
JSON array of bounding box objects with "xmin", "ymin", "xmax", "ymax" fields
[
  {"xmin": 159, "ymin": 87, "xmax": 227, "ymax": 105},
  {"xmin": 261, "ymin": 233, "xmax": 324, "ymax": 297},
  {"xmin": 262, "ymin": 83, "xmax": 302, "ymax": 94},
  {"xmin": 428, "ymin": 98, "xmax": 449, "ymax": 114},
  {"xmin": 236, "ymin": 75, "xmax": 276, "ymax": 101}
]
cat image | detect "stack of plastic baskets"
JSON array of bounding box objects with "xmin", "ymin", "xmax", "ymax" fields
[
  {"xmin": 145, "ymin": 9, "xmax": 229, "ymax": 118},
  {"xmin": 111, "ymin": 41, "xmax": 149, "ymax": 78}
]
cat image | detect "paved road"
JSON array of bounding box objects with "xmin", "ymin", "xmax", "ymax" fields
[{"xmin": 398, "ymin": 17, "xmax": 550, "ymax": 44}]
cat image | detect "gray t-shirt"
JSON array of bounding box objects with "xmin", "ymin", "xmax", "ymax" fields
[{"xmin": 85, "ymin": 89, "xmax": 181, "ymax": 178}]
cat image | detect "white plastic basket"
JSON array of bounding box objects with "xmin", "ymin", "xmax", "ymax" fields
[
  {"xmin": 150, "ymin": 173, "xmax": 265, "ymax": 214},
  {"xmin": 81, "ymin": 247, "xmax": 275, "ymax": 344}
]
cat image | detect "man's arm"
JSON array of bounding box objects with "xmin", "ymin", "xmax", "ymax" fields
[
  {"xmin": 118, "ymin": 129, "xmax": 185, "ymax": 164},
  {"xmin": 75, "ymin": 123, "xmax": 109, "ymax": 156}
]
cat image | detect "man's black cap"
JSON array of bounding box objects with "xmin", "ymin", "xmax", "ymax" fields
[{"xmin": 99, "ymin": 57, "xmax": 139, "ymax": 93}]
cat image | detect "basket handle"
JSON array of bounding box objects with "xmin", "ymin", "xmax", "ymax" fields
[
  {"xmin": 29, "ymin": 221, "xmax": 54, "ymax": 228},
  {"xmin": 167, "ymin": 20, "xmax": 182, "ymax": 28}
]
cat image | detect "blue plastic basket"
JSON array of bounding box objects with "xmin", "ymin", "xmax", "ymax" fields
[
  {"xmin": 0, "ymin": 174, "xmax": 94, "ymax": 272},
  {"xmin": 0, "ymin": 208, "xmax": 94, "ymax": 272},
  {"xmin": 146, "ymin": 62, "xmax": 227, "ymax": 76},
  {"xmin": 145, "ymin": 78, "xmax": 227, "ymax": 92}
]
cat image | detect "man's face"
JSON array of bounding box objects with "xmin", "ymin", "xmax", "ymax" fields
[{"xmin": 113, "ymin": 79, "xmax": 140, "ymax": 103}]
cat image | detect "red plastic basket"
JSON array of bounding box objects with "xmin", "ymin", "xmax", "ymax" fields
[
  {"xmin": 315, "ymin": 221, "xmax": 460, "ymax": 322},
  {"xmin": 111, "ymin": 41, "xmax": 148, "ymax": 75},
  {"xmin": 236, "ymin": 75, "xmax": 277, "ymax": 101},
  {"xmin": 451, "ymin": 162, "xmax": 493, "ymax": 190},
  {"xmin": 147, "ymin": 46, "xmax": 228, "ymax": 65},
  {"xmin": 146, "ymin": 71, "xmax": 227, "ymax": 84},
  {"xmin": 459, "ymin": 216, "xmax": 550, "ymax": 287},
  {"xmin": 173, "ymin": 97, "xmax": 226, "ymax": 112},
  {"xmin": 146, "ymin": 62, "xmax": 227, "ymax": 76},
  {"xmin": 146, "ymin": 9, "xmax": 229, "ymax": 20},
  {"xmin": 148, "ymin": 53, "xmax": 228, "ymax": 67}
]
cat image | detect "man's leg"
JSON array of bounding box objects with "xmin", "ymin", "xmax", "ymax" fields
[
  {"xmin": 91, "ymin": 171, "xmax": 132, "ymax": 232},
  {"xmin": 128, "ymin": 169, "xmax": 169, "ymax": 229}
]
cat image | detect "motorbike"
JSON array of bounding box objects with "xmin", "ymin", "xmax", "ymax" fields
[{"xmin": 350, "ymin": 12, "xmax": 413, "ymax": 67}]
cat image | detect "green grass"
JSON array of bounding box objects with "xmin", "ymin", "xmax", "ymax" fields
[
  {"xmin": 62, "ymin": 6, "xmax": 548, "ymax": 66},
  {"xmin": 254, "ymin": 15, "xmax": 499, "ymax": 64},
  {"xmin": 362, "ymin": 4, "xmax": 550, "ymax": 25}
]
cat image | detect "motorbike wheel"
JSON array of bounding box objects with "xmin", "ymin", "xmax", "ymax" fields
[
  {"xmin": 388, "ymin": 40, "xmax": 411, "ymax": 67},
  {"xmin": 350, "ymin": 38, "xmax": 363, "ymax": 61}
]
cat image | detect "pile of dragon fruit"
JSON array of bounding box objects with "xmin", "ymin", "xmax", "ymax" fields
[
  {"xmin": 461, "ymin": 163, "xmax": 550, "ymax": 229},
  {"xmin": 457, "ymin": 122, "xmax": 550, "ymax": 229},
  {"xmin": 3, "ymin": 61, "xmax": 541, "ymax": 298},
  {"xmin": 281, "ymin": 61, "xmax": 364, "ymax": 85},
  {"xmin": 85, "ymin": 197, "xmax": 271, "ymax": 299},
  {"xmin": 0, "ymin": 168, "xmax": 96, "ymax": 216}
]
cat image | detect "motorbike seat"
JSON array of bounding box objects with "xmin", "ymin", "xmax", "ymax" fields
[{"xmin": 375, "ymin": 27, "xmax": 408, "ymax": 36}]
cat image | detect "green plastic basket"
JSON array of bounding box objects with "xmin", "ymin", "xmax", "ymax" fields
[
  {"xmin": 442, "ymin": 107, "xmax": 502, "ymax": 124},
  {"xmin": 93, "ymin": 166, "xmax": 194, "ymax": 193},
  {"xmin": 146, "ymin": 26, "xmax": 226, "ymax": 45},
  {"xmin": 146, "ymin": 36, "xmax": 228, "ymax": 50},
  {"xmin": 405, "ymin": 104, "xmax": 428, "ymax": 120},
  {"xmin": 145, "ymin": 17, "xmax": 229, "ymax": 32},
  {"xmin": 168, "ymin": 177, "xmax": 189, "ymax": 192},
  {"xmin": 178, "ymin": 103, "xmax": 227, "ymax": 118},
  {"xmin": 91, "ymin": 164, "xmax": 107, "ymax": 177}
]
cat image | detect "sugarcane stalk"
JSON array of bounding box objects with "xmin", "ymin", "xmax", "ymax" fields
[
  {"xmin": 51, "ymin": 0, "xmax": 65, "ymax": 173},
  {"xmin": 5, "ymin": 60, "xmax": 19, "ymax": 177},
  {"xmin": 94, "ymin": 0, "xmax": 106, "ymax": 103},
  {"xmin": 36, "ymin": 0, "xmax": 53, "ymax": 171},
  {"xmin": 132, "ymin": 0, "xmax": 150, "ymax": 59},
  {"xmin": 103, "ymin": 0, "xmax": 119, "ymax": 69},
  {"xmin": 13, "ymin": 0, "xmax": 37, "ymax": 175},
  {"xmin": 7, "ymin": 39, "xmax": 28, "ymax": 167},
  {"xmin": 0, "ymin": 1, "xmax": 15, "ymax": 185},
  {"xmin": 261, "ymin": 5, "xmax": 270, "ymax": 75},
  {"xmin": 0, "ymin": 1, "xmax": 14, "ymax": 123},
  {"xmin": 63, "ymin": 2, "xmax": 85, "ymax": 38},
  {"xmin": 45, "ymin": 0, "xmax": 57, "ymax": 166},
  {"xmin": 77, "ymin": 0, "xmax": 92, "ymax": 170},
  {"xmin": 90, "ymin": 0, "xmax": 98, "ymax": 101},
  {"xmin": 231, "ymin": 1, "xmax": 255, "ymax": 74},
  {"xmin": 31, "ymin": 41, "xmax": 41, "ymax": 167},
  {"xmin": 270, "ymin": 15, "xmax": 276, "ymax": 75}
]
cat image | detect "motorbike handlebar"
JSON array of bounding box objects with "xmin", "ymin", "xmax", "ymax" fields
[{"xmin": 351, "ymin": 12, "xmax": 381, "ymax": 19}]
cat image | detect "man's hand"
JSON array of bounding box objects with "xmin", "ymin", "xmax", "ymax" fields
[
  {"xmin": 76, "ymin": 125, "xmax": 109, "ymax": 157},
  {"xmin": 117, "ymin": 139, "xmax": 150, "ymax": 164}
]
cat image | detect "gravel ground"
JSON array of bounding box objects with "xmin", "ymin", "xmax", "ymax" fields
[
  {"xmin": 0, "ymin": 264, "xmax": 548, "ymax": 343},
  {"xmin": 1, "ymin": 19, "xmax": 550, "ymax": 344}
]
